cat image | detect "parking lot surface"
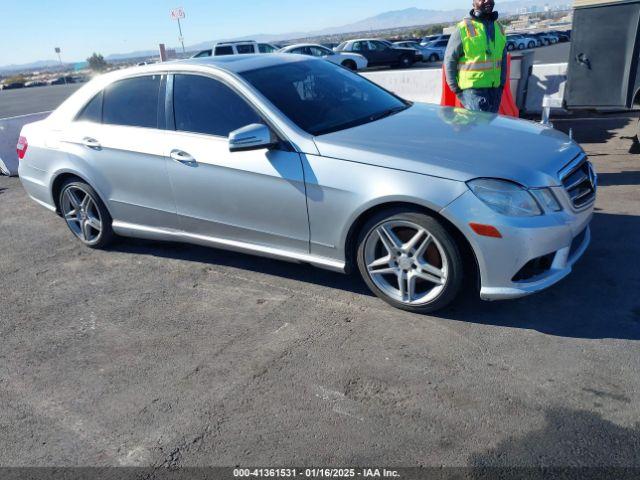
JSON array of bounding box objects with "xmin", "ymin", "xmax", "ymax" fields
[
  {"xmin": 1, "ymin": 114, "xmax": 639, "ymax": 468},
  {"xmin": 0, "ymin": 83, "xmax": 81, "ymax": 119}
]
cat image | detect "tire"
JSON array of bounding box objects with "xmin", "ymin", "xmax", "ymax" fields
[
  {"xmin": 356, "ymin": 209, "xmax": 464, "ymax": 314},
  {"xmin": 58, "ymin": 179, "xmax": 114, "ymax": 249},
  {"xmin": 342, "ymin": 60, "xmax": 357, "ymax": 71},
  {"xmin": 399, "ymin": 55, "xmax": 413, "ymax": 68},
  {"xmin": 429, "ymin": 53, "xmax": 439, "ymax": 62},
  {"xmin": 507, "ymin": 43, "xmax": 515, "ymax": 51},
  {"xmin": 528, "ymin": 41, "xmax": 536, "ymax": 49}
]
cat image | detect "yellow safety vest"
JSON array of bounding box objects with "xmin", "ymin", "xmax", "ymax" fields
[{"xmin": 457, "ymin": 18, "xmax": 506, "ymax": 90}]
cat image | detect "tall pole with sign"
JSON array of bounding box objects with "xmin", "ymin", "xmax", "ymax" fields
[
  {"xmin": 54, "ymin": 47, "xmax": 67, "ymax": 85},
  {"xmin": 170, "ymin": 7, "xmax": 186, "ymax": 54}
]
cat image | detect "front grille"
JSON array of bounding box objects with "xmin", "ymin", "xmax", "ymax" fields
[{"xmin": 559, "ymin": 154, "xmax": 597, "ymax": 209}]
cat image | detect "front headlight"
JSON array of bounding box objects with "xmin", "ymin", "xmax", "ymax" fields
[
  {"xmin": 467, "ymin": 178, "xmax": 542, "ymax": 217},
  {"xmin": 531, "ymin": 188, "xmax": 562, "ymax": 212}
]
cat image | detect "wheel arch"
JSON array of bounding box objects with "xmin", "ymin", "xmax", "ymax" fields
[
  {"xmin": 50, "ymin": 170, "xmax": 108, "ymax": 216},
  {"xmin": 343, "ymin": 201, "xmax": 480, "ymax": 287}
]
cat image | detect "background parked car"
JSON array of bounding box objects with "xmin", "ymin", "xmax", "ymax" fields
[
  {"xmin": 335, "ymin": 39, "xmax": 419, "ymax": 68},
  {"xmin": 279, "ymin": 43, "xmax": 367, "ymax": 70},
  {"xmin": 192, "ymin": 41, "xmax": 278, "ymax": 57},
  {"xmin": 421, "ymin": 38, "xmax": 450, "ymax": 54},
  {"xmin": 506, "ymin": 34, "xmax": 537, "ymax": 51},
  {"xmin": 393, "ymin": 40, "xmax": 444, "ymax": 62},
  {"xmin": 555, "ymin": 30, "xmax": 571, "ymax": 42},
  {"xmin": 420, "ymin": 34, "xmax": 450, "ymax": 46},
  {"xmin": 532, "ymin": 32, "xmax": 558, "ymax": 46}
]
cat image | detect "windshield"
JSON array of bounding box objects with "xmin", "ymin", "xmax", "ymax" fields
[{"xmin": 241, "ymin": 59, "xmax": 410, "ymax": 136}]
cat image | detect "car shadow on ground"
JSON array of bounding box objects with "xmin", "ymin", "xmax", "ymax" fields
[
  {"xmin": 108, "ymin": 238, "xmax": 374, "ymax": 297},
  {"xmin": 596, "ymin": 171, "xmax": 640, "ymax": 187},
  {"xmin": 110, "ymin": 212, "xmax": 640, "ymax": 341},
  {"xmin": 469, "ymin": 407, "xmax": 640, "ymax": 472},
  {"xmin": 553, "ymin": 117, "xmax": 632, "ymax": 145}
]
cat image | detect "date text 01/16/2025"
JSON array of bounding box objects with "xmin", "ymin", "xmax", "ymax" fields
[{"xmin": 233, "ymin": 468, "xmax": 400, "ymax": 478}]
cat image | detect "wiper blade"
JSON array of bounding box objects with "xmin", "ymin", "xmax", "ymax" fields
[{"xmin": 368, "ymin": 105, "xmax": 410, "ymax": 122}]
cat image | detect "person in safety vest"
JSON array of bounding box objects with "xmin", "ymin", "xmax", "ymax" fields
[{"xmin": 444, "ymin": 0, "xmax": 507, "ymax": 113}]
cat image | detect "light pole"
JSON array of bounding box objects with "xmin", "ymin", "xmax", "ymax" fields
[{"xmin": 54, "ymin": 47, "xmax": 67, "ymax": 85}]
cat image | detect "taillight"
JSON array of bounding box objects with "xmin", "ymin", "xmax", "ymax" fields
[{"xmin": 16, "ymin": 136, "xmax": 28, "ymax": 160}]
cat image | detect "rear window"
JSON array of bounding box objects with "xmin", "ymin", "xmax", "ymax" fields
[
  {"xmin": 103, "ymin": 75, "xmax": 161, "ymax": 128},
  {"xmin": 215, "ymin": 45, "xmax": 233, "ymax": 55}
]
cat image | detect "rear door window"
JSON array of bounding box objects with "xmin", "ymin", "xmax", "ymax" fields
[
  {"xmin": 236, "ymin": 44, "xmax": 256, "ymax": 54},
  {"xmin": 102, "ymin": 75, "xmax": 161, "ymax": 128},
  {"xmin": 173, "ymin": 74, "xmax": 262, "ymax": 137}
]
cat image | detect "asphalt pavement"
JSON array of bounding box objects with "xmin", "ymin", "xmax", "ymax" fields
[
  {"xmin": 0, "ymin": 83, "xmax": 81, "ymax": 119},
  {"xmin": 1, "ymin": 113, "xmax": 639, "ymax": 469}
]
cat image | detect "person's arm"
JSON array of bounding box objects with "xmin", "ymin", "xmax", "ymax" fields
[{"xmin": 444, "ymin": 29, "xmax": 464, "ymax": 95}]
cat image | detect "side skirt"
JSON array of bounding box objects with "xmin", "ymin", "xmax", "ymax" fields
[{"xmin": 111, "ymin": 221, "xmax": 346, "ymax": 273}]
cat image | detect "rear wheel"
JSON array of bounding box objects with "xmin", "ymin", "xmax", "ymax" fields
[
  {"xmin": 59, "ymin": 180, "xmax": 114, "ymax": 249},
  {"xmin": 356, "ymin": 209, "xmax": 464, "ymax": 314},
  {"xmin": 341, "ymin": 59, "xmax": 357, "ymax": 71}
]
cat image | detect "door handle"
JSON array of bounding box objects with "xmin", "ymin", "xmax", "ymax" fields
[
  {"xmin": 82, "ymin": 137, "xmax": 101, "ymax": 150},
  {"xmin": 170, "ymin": 149, "xmax": 197, "ymax": 165}
]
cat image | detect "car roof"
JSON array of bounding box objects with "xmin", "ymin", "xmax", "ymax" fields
[
  {"xmin": 282, "ymin": 43, "xmax": 328, "ymax": 49},
  {"xmin": 173, "ymin": 53, "xmax": 313, "ymax": 73},
  {"xmin": 215, "ymin": 40, "xmax": 258, "ymax": 45}
]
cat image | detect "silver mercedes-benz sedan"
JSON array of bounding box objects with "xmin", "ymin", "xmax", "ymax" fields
[{"xmin": 17, "ymin": 54, "xmax": 596, "ymax": 313}]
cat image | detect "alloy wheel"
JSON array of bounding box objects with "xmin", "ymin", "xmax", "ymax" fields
[
  {"xmin": 363, "ymin": 220, "xmax": 448, "ymax": 305},
  {"xmin": 61, "ymin": 186, "xmax": 102, "ymax": 243}
]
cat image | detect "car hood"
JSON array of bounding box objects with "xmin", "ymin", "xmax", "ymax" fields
[{"xmin": 312, "ymin": 103, "xmax": 581, "ymax": 187}]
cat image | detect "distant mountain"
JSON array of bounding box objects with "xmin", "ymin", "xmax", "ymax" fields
[
  {"xmin": 0, "ymin": 60, "xmax": 63, "ymax": 74},
  {"xmin": 2, "ymin": 0, "xmax": 572, "ymax": 70}
]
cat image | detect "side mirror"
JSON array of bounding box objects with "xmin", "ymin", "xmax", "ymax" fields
[{"xmin": 228, "ymin": 123, "xmax": 277, "ymax": 152}]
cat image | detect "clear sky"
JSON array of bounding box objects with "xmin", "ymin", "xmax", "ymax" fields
[{"xmin": 2, "ymin": 0, "xmax": 476, "ymax": 66}]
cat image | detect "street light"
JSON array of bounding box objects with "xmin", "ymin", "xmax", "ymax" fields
[{"xmin": 54, "ymin": 47, "xmax": 67, "ymax": 85}]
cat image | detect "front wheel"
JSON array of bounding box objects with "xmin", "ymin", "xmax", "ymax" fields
[
  {"xmin": 356, "ymin": 210, "xmax": 464, "ymax": 314},
  {"xmin": 59, "ymin": 180, "xmax": 114, "ymax": 249},
  {"xmin": 399, "ymin": 55, "xmax": 413, "ymax": 68}
]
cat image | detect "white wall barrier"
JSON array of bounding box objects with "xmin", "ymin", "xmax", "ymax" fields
[
  {"xmin": 524, "ymin": 63, "xmax": 568, "ymax": 114},
  {"xmin": 362, "ymin": 61, "xmax": 567, "ymax": 115},
  {"xmin": 0, "ymin": 112, "xmax": 50, "ymax": 176}
]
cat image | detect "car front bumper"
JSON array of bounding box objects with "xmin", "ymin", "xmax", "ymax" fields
[{"xmin": 440, "ymin": 188, "xmax": 594, "ymax": 301}]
